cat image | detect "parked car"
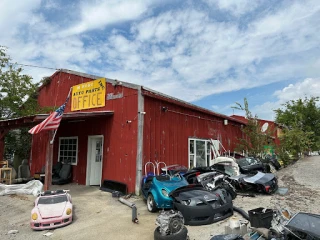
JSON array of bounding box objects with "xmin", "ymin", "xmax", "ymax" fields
[
  {"xmin": 170, "ymin": 185, "xmax": 233, "ymax": 226},
  {"xmin": 228, "ymin": 171, "xmax": 278, "ymax": 194},
  {"xmin": 141, "ymin": 174, "xmax": 188, "ymax": 212},
  {"xmin": 30, "ymin": 190, "xmax": 73, "ymax": 230},
  {"xmin": 236, "ymin": 157, "xmax": 270, "ymax": 174}
]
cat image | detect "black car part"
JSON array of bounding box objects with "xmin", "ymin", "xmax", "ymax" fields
[
  {"xmin": 233, "ymin": 206, "xmax": 249, "ymax": 221},
  {"xmin": 229, "ymin": 172, "xmax": 278, "ymax": 194},
  {"xmin": 154, "ymin": 226, "xmax": 188, "ymax": 240},
  {"xmin": 285, "ymin": 212, "xmax": 320, "ymax": 239},
  {"xmin": 185, "ymin": 171, "xmax": 237, "ymax": 200},
  {"xmin": 100, "ymin": 179, "xmax": 128, "ymax": 195},
  {"xmin": 170, "ymin": 185, "xmax": 233, "ymax": 226}
]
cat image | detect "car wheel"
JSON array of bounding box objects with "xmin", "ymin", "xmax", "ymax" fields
[
  {"xmin": 154, "ymin": 226, "xmax": 188, "ymax": 240},
  {"xmin": 147, "ymin": 194, "xmax": 157, "ymax": 212}
]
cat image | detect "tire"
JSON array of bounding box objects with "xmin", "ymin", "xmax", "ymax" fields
[
  {"xmin": 147, "ymin": 194, "xmax": 157, "ymax": 212},
  {"xmin": 154, "ymin": 226, "xmax": 188, "ymax": 240}
]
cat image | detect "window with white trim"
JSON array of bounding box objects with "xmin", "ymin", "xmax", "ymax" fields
[
  {"xmin": 188, "ymin": 138, "xmax": 211, "ymax": 169},
  {"xmin": 58, "ymin": 137, "xmax": 78, "ymax": 165}
]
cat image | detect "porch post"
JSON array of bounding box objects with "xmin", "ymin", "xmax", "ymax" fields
[
  {"xmin": 135, "ymin": 87, "xmax": 144, "ymax": 195},
  {"xmin": 44, "ymin": 130, "xmax": 54, "ymax": 191}
]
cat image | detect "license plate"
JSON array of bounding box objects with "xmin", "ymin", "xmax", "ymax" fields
[{"xmin": 50, "ymin": 223, "xmax": 54, "ymax": 227}]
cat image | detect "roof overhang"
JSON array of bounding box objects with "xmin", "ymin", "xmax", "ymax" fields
[{"xmin": 0, "ymin": 111, "xmax": 114, "ymax": 130}]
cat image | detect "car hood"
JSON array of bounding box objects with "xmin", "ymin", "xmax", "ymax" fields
[
  {"xmin": 156, "ymin": 179, "xmax": 188, "ymax": 193},
  {"xmin": 242, "ymin": 172, "xmax": 275, "ymax": 184},
  {"xmin": 172, "ymin": 188, "xmax": 219, "ymax": 205},
  {"xmin": 38, "ymin": 202, "xmax": 66, "ymax": 218}
]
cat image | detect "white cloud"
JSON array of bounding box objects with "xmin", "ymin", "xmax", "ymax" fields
[
  {"xmin": 204, "ymin": 0, "xmax": 262, "ymax": 16},
  {"xmin": 274, "ymin": 78, "xmax": 320, "ymax": 102},
  {"xmin": 0, "ymin": 0, "xmax": 319, "ymax": 108},
  {"xmin": 61, "ymin": 0, "xmax": 154, "ymax": 37},
  {"xmin": 252, "ymin": 78, "xmax": 320, "ymax": 120},
  {"xmin": 0, "ymin": 0, "xmax": 41, "ymax": 40}
]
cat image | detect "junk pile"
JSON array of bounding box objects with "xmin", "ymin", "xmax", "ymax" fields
[
  {"xmin": 154, "ymin": 210, "xmax": 189, "ymax": 240},
  {"xmin": 210, "ymin": 206, "xmax": 320, "ymax": 240}
]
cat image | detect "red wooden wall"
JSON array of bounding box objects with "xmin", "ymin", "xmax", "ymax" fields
[
  {"xmin": 142, "ymin": 95, "xmax": 244, "ymax": 170},
  {"xmin": 31, "ymin": 71, "xmax": 139, "ymax": 192}
]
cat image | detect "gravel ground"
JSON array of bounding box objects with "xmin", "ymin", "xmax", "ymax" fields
[{"xmin": 0, "ymin": 155, "xmax": 319, "ymax": 240}]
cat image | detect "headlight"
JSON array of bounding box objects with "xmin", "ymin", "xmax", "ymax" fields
[
  {"xmin": 182, "ymin": 200, "xmax": 191, "ymax": 205},
  {"xmin": 31, "ymin": 213, "xmax": 38, "ymax": 220},
  {"xmin": 66, "ymin": 208, "xmax": 72, "ymax": 215},
  {"xmin": 161, "ymin": 189, "xmax": 169, "ymax": 197}
]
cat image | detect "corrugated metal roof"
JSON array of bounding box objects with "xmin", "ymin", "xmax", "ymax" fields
[{"xmin": 43, "ymin": 69, "xmax": 247, "ymax": 125}]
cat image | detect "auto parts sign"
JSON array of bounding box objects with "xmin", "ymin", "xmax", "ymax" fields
[{"xmin": 71, "ymin": 78, "xmax": 106, "ymax": 111}]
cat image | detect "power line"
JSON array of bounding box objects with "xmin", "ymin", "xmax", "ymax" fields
[{"xmin": 12, "ymin": 62, "xmax": 59, "ymax": 71}]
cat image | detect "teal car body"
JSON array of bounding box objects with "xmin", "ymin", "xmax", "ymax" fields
[{"xmin": 141, "ymin": 174, "xmax": 188, "ymax": 212}]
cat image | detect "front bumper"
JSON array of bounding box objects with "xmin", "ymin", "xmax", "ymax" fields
[
  {"xmin": 30, "ymin": 215, "xmax": 72, "ymax": 230},
  {"xmin": 173, "ymin": 200, "xmax": 233, "ymax": 226}
]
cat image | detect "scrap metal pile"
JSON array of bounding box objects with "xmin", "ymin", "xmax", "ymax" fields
[{"xmin": 140, "ymin": 152, "xmax": 320, "ymax": 239}]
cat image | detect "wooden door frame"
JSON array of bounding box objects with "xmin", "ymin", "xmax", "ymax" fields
[{"xmin": 86, "ymin": 135, "xmax": 104, "ymax": 186}]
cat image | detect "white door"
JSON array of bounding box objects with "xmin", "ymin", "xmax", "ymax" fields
[{"xmin": 87, "ymin": 136, "xmax": 103, "ymax": 186}]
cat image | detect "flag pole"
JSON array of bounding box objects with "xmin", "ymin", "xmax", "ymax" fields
[
  {"xmin": 49, "ymin": 87, "xmax": 72, "ymax": 145},
  {"xmin": 44, "ymin": 130, "xmax": 54, "ymax": 191},
  {"xmin": 50, "ymin": 129, "xmax": 58, "ymax": 144},
  {"xmin": 44, "ymin": 87, "xmax": 72, "ymax": 190}
]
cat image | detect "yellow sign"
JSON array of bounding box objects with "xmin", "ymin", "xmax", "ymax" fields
[{"xmin": 71, "ymin": 78, "xmax": 106, "ymax": 111}]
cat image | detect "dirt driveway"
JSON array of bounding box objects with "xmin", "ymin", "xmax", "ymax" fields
[{"xmin": 1, "ymin": 156, "xmax": 319, "ymax": 240}]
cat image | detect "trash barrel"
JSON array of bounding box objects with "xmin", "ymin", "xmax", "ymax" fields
[{"xmin": 248, "ymin": 208, "xmax": 273, "ymax": 228}]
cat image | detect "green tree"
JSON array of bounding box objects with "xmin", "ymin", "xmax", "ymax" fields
[
  {"xmin": 0, "ymin": 46, "xmax": 39, "ymax": 119},
  {"xmin": 274, "ymin": 97, "xmax": 320, "ymax": 162},
  {"xmin": 0, "ymin": 46, "xmax": 40, "ymax": 164},
  {"xmin": 232, "ymin": 98, "xmax": 274, "ymax": 157}
]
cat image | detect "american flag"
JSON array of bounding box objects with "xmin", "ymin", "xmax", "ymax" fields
[{"xmin": 29, "ymin": 92, "xmax": 70, "ymax": 135}]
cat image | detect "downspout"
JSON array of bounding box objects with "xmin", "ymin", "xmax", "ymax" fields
[{"xmin": 135, "ymin": 87, "xmax": 144, "ymax": 195}]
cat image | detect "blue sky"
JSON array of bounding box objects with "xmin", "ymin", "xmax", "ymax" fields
[{"xmin": 1, "ymin": 0, "xmax": 319, "ymax": 120}]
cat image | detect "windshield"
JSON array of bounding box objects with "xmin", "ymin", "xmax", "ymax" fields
[
  {"xmin": 38, "ymin": 195, "xmax": 68, "ymax": 205},
  {"xmin": 237, "ymin": 157, "xmax": 259, "ymax": 167},
  {"xmin": 213, "ymin": 162, "xmax": 238, "ymax": 177}
]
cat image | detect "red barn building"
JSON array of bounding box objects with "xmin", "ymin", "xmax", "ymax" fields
[
  {"xmin": 1, "ymin": 70, "xmax": 246, "ymax": 194},
  {"xmin": 230, "ymin": 115, "xmax": 282, "ymax": 146}
]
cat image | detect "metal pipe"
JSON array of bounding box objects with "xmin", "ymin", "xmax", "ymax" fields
[
  {"xmin": 119, "ymin": 197, "xmax": 139, "ymax": 223},
  {"xmin": 132, "ymin": 205, "xmax": 138, "ymax": 223},
  {"xmin": 119, "ymin": 197, "xmax": 135, "ymax": 207}
]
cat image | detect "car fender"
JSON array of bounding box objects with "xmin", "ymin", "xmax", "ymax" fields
[{"xmin": 149, "ymin": 187, "xmax": 170, "ymax": 208}]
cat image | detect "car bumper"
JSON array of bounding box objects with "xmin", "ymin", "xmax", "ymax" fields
[
  {"xmin": 173, "ymin": 200, "xmax": 233, "ymax": 226},
  {"xmin": 264, "ymin": 178, "xmax": 278, "ymax": 193},
  {"xmin": 30, "ymin": 215, "xmax": 72, "ymax": 230}
]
